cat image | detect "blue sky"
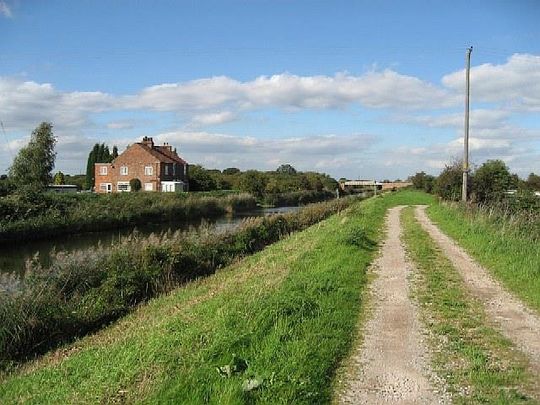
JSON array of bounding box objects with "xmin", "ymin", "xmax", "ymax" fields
[{"xmin": 1, "ymin": 0, "xmax": 539, "ymax": 179}]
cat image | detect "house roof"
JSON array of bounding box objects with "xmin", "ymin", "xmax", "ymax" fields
[{"xmin": 137, "ymin": 143, "xmax": 188, "ymax": 165}]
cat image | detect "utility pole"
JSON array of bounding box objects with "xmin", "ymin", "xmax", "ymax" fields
[{"xmin": 462, "ymin": 46, "xmax": 473, "ymax": 202}]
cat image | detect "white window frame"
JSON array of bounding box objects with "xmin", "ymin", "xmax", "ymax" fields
[
  {"xmin": 99, "ymin": 183, "xmax": 112, "ymax": 193},
  {"xmin": 120, "ymin": 166, "xmax": 128, "ymax": 176},
  {"xmin": 144, "ymin": 165, "xmax": 153, "ymax": 176},
  {"xmin": 99, "ymin": 166, "xmax": 107, "ymax": 175},
  {"xmin": 144, "ymin": 182, "xmax": 153, "ymax": 191},
  {"xmin": 117, "ymin": 181, "xmax": 131, "ymax": 192}
]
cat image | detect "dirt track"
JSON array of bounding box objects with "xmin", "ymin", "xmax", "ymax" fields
[
  {"xmin": 339, "ymin": 206, "xmax": 440, "ymax": 404},
  {"xmin": 415, "ymin": 205, "xmax": 540, "ymax": 375}
]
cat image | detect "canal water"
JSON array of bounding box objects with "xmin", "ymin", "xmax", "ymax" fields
[{"xmin": 0, "ymin": 206, "xmax": 300, "ymax": 281}]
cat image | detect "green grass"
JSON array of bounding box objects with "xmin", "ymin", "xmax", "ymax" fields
[
  {"xmin": 401, "ymin": 206, "xmax": 536, "ymax": 404},
  {"xmin": 0, "ymin": 190, "xmax": 432, "ymax": 404},
  {"xmin": 427, "ymin": 202, "xmax": 540, "ymax": 313}
]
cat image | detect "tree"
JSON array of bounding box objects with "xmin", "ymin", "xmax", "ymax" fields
[
  {"xmin": 473, "ymin": 160, "xmax": 516, "ymax": 202},
  {"xmin": 526, "ymin": 173, "xmax": 540, "ymax": 191},
  {"xmin": 53, "ymin": 171, "xmax": 65, "ymax": 185},
  {"xmin": 188, "ymin": 165, "xmax": 217, "ymax": 191},
  {"xmin": 410, "ymin": 171, "xmax": 436, "ymax": 193},
  {"xmin": 85, "ymin": 143, "xmax": 114, "ymax": 190},
  {"xmin": 85, "ymin": 144, "xmax": 99, "ymax": 190},
  {"xmin": 129, "ymin": 178, "xmax": 142, "ymax": 192},
  {"xmin": 265, "ymin": 178, "xmax": 281, "ymax": 194},
  {"xmin": 239, "ymin": 170, "xmax": 268, "ymax": 198},
  {"xmin": 434, "ymin": 160, "xmax": 466, "ymax": 201},
  {"xmin": 9, "ymin": 122, "xmax": 57, "ymax": 192},
  {"xmin": 223, "ymin": 167, "xmax": 241, "ymax": 175},
  {"xmin": 112, "ymin": 145, "xmax": 119, "ymax": 159},
  {"xmin": 276, "ymin": 164, "xmax": 297, "ymax": 175}
]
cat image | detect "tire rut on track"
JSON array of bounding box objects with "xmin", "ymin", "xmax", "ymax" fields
[
  {"xmin": 339, "ymin": 206, "xmax": 443, "ymax": 404},
  {"xmin": 415, "ymin": 205, "xmax": 540, "ymax": 377}
]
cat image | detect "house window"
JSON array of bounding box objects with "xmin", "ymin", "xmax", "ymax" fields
[
  {"xmin": 117, "ymin": 182, "xmax": 131, "ymax": 192},
  {"xmin": 165, "ymin": 164, "xmax": 170, "ymax": 175},
  {"xmin": 99, "ymin": 166, "xmax": 107, "ymax": 175},
  {"xmin": 144, "ymin": 166, "xmax": 153, "ymax": 176},
  {"xmin": 183, "ymin": 164, "xmax": 187, "ymax": 176},
  {"xmin": 120, "ymin": 166, "xmax": 128, "ymax": 176},
  {"xmin": 99, "ymin": 183, "xmax": 112, "ymax": 193},
  {"xmin": 144, "ymin": 183, "xmax": 153, "ymax": 191},
  {"xmin": 173, "ymin": 164, "xmax": 177, "ymax": 175}
]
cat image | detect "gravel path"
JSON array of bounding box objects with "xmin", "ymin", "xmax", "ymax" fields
[
  {"xmin": 415, "ymin": 205, "xmax": 540, "ymax": 375},
  {"xmin": 339, "ymin": 206, "xmax": 440, "ymax": 404}
]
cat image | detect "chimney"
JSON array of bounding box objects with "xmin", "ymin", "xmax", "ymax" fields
[
  {"xmin": 141, "ymin": 136, "xmax": 154, "ymax": 148},
  {"xmin": 163, "ymin": 142, "xmax": 172, "ymax": 152}
]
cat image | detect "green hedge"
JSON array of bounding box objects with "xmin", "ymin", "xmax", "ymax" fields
[{"xmin": 0, "ymin": 196, "xmax": 356, "ymax": 367}]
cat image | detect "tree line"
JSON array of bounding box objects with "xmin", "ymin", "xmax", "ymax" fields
[
  {"xmin": 187, "ymin": 164, "xmax": 338, "ymax": 197},
  {"xmin": 410, "ymin": 159, "xmax": 540, "ymax": 208}
]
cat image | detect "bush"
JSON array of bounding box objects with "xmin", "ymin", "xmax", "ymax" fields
[
  {"xmin": 129, "ymin": 178, "xmax": 142, "ymax": 192},
  {"xmin": 473, "ymin": 160, "xmax": 516, "ymax": 203},
  {"xmin": 434, "ymin": 160, "xmax": 468, "ymax": 201}
]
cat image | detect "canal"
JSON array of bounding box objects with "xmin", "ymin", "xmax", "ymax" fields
[{"xmin": 0, "ymin": 206, "xmax": 300, "ymax": 282}]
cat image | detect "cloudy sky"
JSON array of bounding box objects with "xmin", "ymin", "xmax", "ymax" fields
[{"xmin": 1, "ymin": 1, "xmax": 539, "ymax": 180}]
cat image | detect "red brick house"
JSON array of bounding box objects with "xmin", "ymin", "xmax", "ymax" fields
[{"xmin": 94, "ymin": 137, "xmax": 189, "ymax": 193}]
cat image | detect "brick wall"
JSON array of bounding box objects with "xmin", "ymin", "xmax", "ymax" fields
[{"xmin": 94, "ymin": 143, "xmax": 189, "ymax": 193}]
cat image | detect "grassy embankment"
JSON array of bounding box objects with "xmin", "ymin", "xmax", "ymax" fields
[
  {"xmin": 0, "ymin": 190, "xmax": 432, "ymax": 403},
  {"xmin": 427, "ymin": 202, "xmax": 540, "ymax": 312},
  {"xmin": 0, "ymin": 191, "xmax": 257, "ymax": 244},
  {"xmin": 401, "ymin": 207, "xmax": 536, "ymax": 403},
  {"xmin": 0, "ymin": 197, "xmax": 356, "ymax": 365}
]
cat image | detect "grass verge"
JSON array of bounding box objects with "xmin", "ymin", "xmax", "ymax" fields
[
  {"xmin": 401, "ymin": 206, "xmax": 536, "ymax": 403},
  {"xmin": 1, "ymin": 190, "xmax": 432, "ymax": 404},
  {"xmin": 427, "ymin": 202, "xmax": 540, "ymax": 313}
]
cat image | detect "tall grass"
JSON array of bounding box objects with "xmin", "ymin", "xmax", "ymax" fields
[
  {"xmin": 428, "ymin": 200, "xmax": 540, "ymax": 312},
  {"xmin": 262, "ymin": 190, "xmax": 335, "ymax": 206},
  {"xmin": 0, "ymin": 192, "xmax": 257, "ymax": 243},
  {"xmin": 0, "ymin": 196, "xmax": 356, "ymax": 367}
]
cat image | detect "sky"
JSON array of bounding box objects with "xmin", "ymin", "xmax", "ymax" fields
[{"xmin": 1, "ymin": 0, "xmax": 539, "ymax": 180}]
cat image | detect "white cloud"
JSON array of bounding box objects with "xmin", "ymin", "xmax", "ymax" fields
[
  {"xmin": 2, "ymin": 53, "xmax": 540, "ymax": 178},
  {"xmin": 190, "ymin": 111, "xmax": 237, "ymax": 126},
  {"xmin": 0, "ymin": 1, "xmax": 12, "ymax": 18},
  {"xmin": 442, "ymin": 54, "xmax": 540, "ymax": 111},
  {"xmin": 150, "ymin": 131, "xmax": 377, "ymax": 174},
  {"xmin": 106, "ymin": 121, "xmax": 134, "ymax": 130},
  {"xmin": 0, "ymin": 77, "xmax": 113, "ymax": 132},
  {"xmin": 127, "ymin": 71, "xmax": 454, "ymax": 112}
]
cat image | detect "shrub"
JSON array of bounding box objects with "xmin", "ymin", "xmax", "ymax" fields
[{"xmin": 129, "ymin": 178, "xmax": 142, "ymax": 192}]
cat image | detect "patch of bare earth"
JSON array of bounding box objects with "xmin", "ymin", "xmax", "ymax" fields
[
  {"xmin": 339, "ymin": 206, "xmax": 444, "ymax": 404},
  {"xmin": 415, "ymin": 205, "xmax": 540, "ymax": 379}
]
